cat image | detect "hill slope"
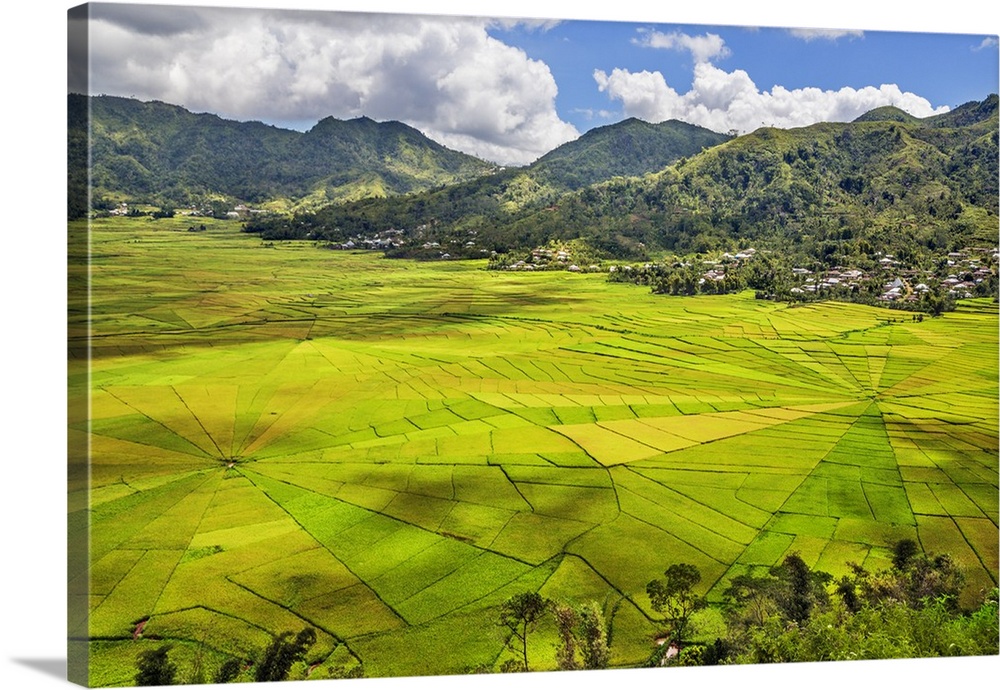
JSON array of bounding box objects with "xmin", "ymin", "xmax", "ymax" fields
[
  {"xmin": 68, "ymin": 94, "xmax": 497, "ymax": 213},
  {"xmin": 249, "ymin": 116, "xmax": 733, "ymax": 247},
  {"xmin": 501, "ymin": 95, "xmax": 998, "ymax": 258},
  {"xmin": 585, "ymin": 97, "xmax": 994, "ymax": 256},
  {"xmin": 528, "ymin": 118, "xmax": 731, "ymax": 190},
  {"xmin": 254, "ymin": 95, "xmax": 998, "ymax": 263}
]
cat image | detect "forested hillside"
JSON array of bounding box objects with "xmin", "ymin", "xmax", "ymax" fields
[
  {"xmin": 68, "ymin": 94, "xmax": 496, "ymax": 215},
  {"xmin": 73, "ymin": 92, "xmax": 998, "ymax": 271},
  {"xmin": 528, "ymin": 118, "xmax": 732, "ymax": 190},
  {"xmin": 247, "ymin": 95, "xmax": 997, "ymax": 264},
  {"xmin": 242, "ymin": 117, "xmax": 733, "ymax": 249},
  {"xmin": 516, "ymin": 94, "xmax": 999, "ymax": 259}
]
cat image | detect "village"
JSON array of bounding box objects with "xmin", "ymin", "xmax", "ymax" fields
[
  {"xmin": 786, "ymin": 248, "xmax": 997, "ymax": 304},
  {"xmin": 100, "ymin": 200, "xmax": 999, "ymax": 309},
  {"xmin": 500, "ymin": 242, "xmax": 999, "ymax": 309},
  {"xmin": 694, "ymin": 246, "xmax": 998, "ymax": 304}
]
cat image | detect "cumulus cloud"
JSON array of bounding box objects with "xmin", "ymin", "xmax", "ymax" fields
[
  {"xmin": 596, "ymin": 29, "xmax": 947, "ymax": 134},
  {"xmin": 79, "ymin": 5, "xmax": 578, "ymax": 165},
  {"xmin": 633, "ymin": 29, "xmax": 730, "ymax": 63},
  {"xmin": 87, "ymin": 2, "xmax": 214, "ymax": 35},
  {"xmin": 788, "ymin": 28, "xmax": 865, "ymax": 41},
  {"xmin": 973, "ymin": 36, "xmax": 999, "ymax": 51}
]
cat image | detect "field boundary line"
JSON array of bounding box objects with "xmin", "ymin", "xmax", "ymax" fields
[{"xmin": 238, "ymin": 469, "xmax": 412, "ymax": 625}]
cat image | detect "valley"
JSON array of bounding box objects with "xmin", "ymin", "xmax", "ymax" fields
[{"xmin": 69, "ymin": 217, "xmax": 998, "ymax": 683}]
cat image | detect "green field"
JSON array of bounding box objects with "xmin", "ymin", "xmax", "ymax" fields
[{"xmin": 69, "ymin": 217, "xmax": 999, "ymax": 684}]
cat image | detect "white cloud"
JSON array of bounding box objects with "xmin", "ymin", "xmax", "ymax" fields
[
  {"xmin": 595, "ymin": 61, "xmax": 949, "ymax": 133},
  {"xmin": 82, "ymin": 6, "xmax": 578, "ymax": 165},
  {"xmin": 601, "ymin": 25, "xmax": 948, "ymax": 134},
  {"xmin": 490, "ymin": 17, "xmax": 563, "ymax": 32},
  {"xmin": 973, "ymin": 36, "xmax": 999, "ymax": 51},
  {"xmin": 789, "ymin": 28, "xmax": 865, "ymax": 41},
  {"xmin": 633, "ymin": 29, "xmax": 730, "ymax": 63},
  {"xmin": 594, "ymin": 69, "xmax": 683, "ymax": 121}
]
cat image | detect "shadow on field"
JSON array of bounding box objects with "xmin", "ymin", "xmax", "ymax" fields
[{"xmin": 12, "ymin": 658, "xmax": 66, "ymax": 680}]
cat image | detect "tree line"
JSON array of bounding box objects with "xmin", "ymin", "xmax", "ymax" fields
[
  {"xmin": 133, "ymin": 625, "xmax": 361, "ymax": 685},
  {"xmin": 492, "ymin": 539, "xmax": 996, "ymax": 671},
  {"xmin": 131, "ymin": 540, "xmax": 997, "ymax": 683}
]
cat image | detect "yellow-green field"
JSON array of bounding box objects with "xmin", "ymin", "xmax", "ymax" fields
[{"xmin": 69, "ymin": 217, "xmax": 999, "ymax": 684}]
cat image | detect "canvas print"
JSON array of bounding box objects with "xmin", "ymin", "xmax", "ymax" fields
[{"xmin": 67, "ymin": 1, "xmax": 999, "ymax": 687}]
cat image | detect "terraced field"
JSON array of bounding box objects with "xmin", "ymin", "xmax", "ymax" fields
[{"xmin": 68, "ymin": 218, "xmax": 999, "ymax": 684}]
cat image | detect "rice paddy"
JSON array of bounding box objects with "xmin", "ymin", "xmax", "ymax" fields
[{"xmin": 69, "ymin": 217, "xmax": 998, "ymax": 683}]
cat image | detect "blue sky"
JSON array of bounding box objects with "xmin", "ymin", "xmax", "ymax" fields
[
  {"xmin": 71, "ymin": 0, "xmax": 999, "ymax": 165},
  {"xmin": 490, "ymin": 21, "xmax": 998, "ymax": 134}
]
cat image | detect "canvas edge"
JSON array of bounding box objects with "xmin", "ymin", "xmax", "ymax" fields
[{"xmin": 68, "ymin": 3, "xmax": 92, "ymax": 687}]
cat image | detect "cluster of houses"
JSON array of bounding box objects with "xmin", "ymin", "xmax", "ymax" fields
[
  {"xmin": 107, "ymin": 202, "xmax": 133, "ymax": 216},
  {"xmin": 504, "ymin": 246, "xmax": 601, "ymax": 273},
  {"xmin": 223, "ymin": 204, "xmax": 266, "ymax": 219},
  {"xmin": 506, "ymin": 246, "xmax": 572, "ymax": 270},
  {"xmin": 337, "ymin": 228, "xmax": 407, "ymax": 250},
  {"xmin": 327, "ymin": 225, "xmax": 492, "ymax": 259},
  {"xmin": 695, "ymin": 248, "xmax": 760, "ymax": 285},
  {"xmin": 782, "ymin": 248, "xmax": 997, "ymax": 303},
  {"xmin": 106, "ymin": 201, "xmax": 272, "ymax": 218},
  {"xmin": 938, "ymin": 249, "xmax": 997, "ymax": 298},
  {"xmin": 789, "ymin": 267, "xmax": 867, "ymax": 296},
  {"xmin": 616, "ymin": 244, "xmax": 998, "ymax": 304}
]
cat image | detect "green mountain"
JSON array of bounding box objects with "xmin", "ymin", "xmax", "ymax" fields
[
  {"xmin": 292, "ymin": 115, "xmax": 494, "ymax": 202},
  {"xmin": 248, "ymin": 117, "xmax": 733, "ymax": 245},
  {"xmin": 76, "ymin": 91, "xmax": 997, "ymax": 271},
  {"xmin": 925, "ymin": 94, "xmax": 1000, "ymax": 129},
  {"xmin": 512, "ymin": 95, "xmax": 998, "ymax": 258},
  {"xmin": 68, "ymin": 94, "xmax": 496, "ymax": 213},
  {"xmin": 261, "ymin": 95, "xmax": 996, "ymax": 264},
  {"xmin": 528, "ymin": 117, "xmax": 731, "ymax": 190},
  {"xmin": 852, "ymin": 106, "xmax": 921, "ymax": 124},
  {"xmin": 71, "ymin": 94, "xmax": 729, "ymax": 221}
]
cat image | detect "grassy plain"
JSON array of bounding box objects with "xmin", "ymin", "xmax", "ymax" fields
[{"xmin": 69, "ymin": 217, "xmax": 999, "ymax": 684}]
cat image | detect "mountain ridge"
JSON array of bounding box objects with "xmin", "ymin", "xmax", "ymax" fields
[
  {"xmin": 528, "ymin": 117, "xmax": 732, "ymax": 190},
  {"xmin": 68, "ymin": 93, "xmax": 498, "ymax": 214},
  {"xmin": 247, "ymin": 93, "xmax": 998, "ymax": 264},
  {"xmin": 72, "ymin": 92, "xmax": 998, "ymax": 271}
]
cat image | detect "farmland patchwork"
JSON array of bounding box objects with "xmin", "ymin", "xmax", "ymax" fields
[{"xmin": 69, "ymin": 219, "xmax": 998, "ymax": 683}]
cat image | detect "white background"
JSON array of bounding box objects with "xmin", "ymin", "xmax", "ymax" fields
[{"xmin": 2, "ymin": 1, "xmax": 997, "ymax": 689}]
